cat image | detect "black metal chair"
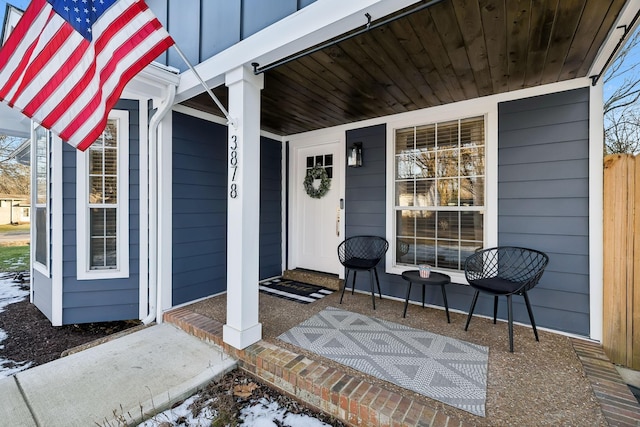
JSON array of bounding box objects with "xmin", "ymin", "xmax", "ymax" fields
[
  {"xmin": 464, "ymin": 246, "xmax": 549, "ymax": 352},
  {"xmin": 338, "ymin": 235, "xmax": 389, "ymax": 309}
]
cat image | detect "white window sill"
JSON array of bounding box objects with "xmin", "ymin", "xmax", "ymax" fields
[{"xmin": 77, "ymin": 268, "xmax": 129, "ymax": 281}]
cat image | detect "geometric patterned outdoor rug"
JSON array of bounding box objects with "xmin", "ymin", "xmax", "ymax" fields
[
  {"xmin": 259, "ymin": 277, "xmax": 333, "ymax": 304},
  {"xmin": 278, "ymin": 306, "xmax": 488, "ymax": 416}
]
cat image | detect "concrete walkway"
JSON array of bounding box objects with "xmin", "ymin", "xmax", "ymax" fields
[{"xmin": 0, "ymin": 323, "xmax": 236, "ymax": 426}]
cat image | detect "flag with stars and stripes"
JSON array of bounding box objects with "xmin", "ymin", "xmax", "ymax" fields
[{"xmin": 0, "ymin": 0, "xmax": 174, "ymax": 151}]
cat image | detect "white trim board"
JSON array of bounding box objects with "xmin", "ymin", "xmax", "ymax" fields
[
  {"xmin": 51, "ymin": 134, "xmax": 63, "ymax": 326},
  {"xmin": 138, "ymin": 99, "xmax": 150, "ymax": 320}
]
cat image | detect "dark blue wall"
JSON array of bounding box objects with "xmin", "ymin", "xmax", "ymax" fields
[
  {"xmin": 172, "ymin": 112, "xmax": 228, "ymax": 305},
  {"xmin": 260, "ymin": 137, "xmax": 283, "ymax": 279},
  {"xmin": 344, "ymin": 88, "xmax": 591, "ymax": 336},
  {"xmin": 497, "ymin": 87, "xmax": 590, "ymax": 336},
  {"xmin": 61, "ymin": 99, "xmax": 140, "ymax": 324},
  {"xmin": 172, "ymin": 112, "xmax": 282, "ymax": 305}
]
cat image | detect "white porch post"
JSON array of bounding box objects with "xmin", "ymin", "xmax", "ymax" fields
[{"xmin": 223, "ymin": 65, "xmax": 264, "ymax": 349}]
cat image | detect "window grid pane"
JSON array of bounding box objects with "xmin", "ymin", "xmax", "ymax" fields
[
  {"xmin": 394, "ymin": 116, "xmax": 485, "ymax": 271},
  {"xmin": 35, "ymin": 127, "xmax": 48, "ymax": 205},
  {"xmin": 88, "ymin": 119, "xmax": 119, "ymax": 270}
]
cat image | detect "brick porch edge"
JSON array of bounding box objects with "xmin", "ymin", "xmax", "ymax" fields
[
  {"xmin": 165, "ymin": 307, "xmax": 640, "ymax": 426},
  {"xmin": 164, "ymin": 307, "xmax": 469, "ymax": 427},
  {"xmin": 571, "ymin": 339, "xmax": 640, "ymax": 427}
]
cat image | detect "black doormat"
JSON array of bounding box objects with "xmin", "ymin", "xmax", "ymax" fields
[
  {"xmin": 629, "ymin": 384, "xmax": 640, "ymax": 404},
  {"xmin": 259, "ymin": 277, "xmax": 333, "ymax": 304}
]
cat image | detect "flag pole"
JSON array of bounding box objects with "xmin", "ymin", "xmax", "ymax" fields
[{"xmin": 172, "ymin": 44, "xmax": 237, "ymax": 129}]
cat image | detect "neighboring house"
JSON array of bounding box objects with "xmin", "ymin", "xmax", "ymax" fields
[
  {"xmin": 16, "ymin": 0, "xmax": 640, "ymax": 350},
  {"xmin": 0, "ymin": 195, "xmax": 29, "ymax": 224}
]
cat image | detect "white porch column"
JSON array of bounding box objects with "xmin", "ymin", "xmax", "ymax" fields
[{"xmin": 223, "ymin": 65, "xmax": 264, "ymax": 349}]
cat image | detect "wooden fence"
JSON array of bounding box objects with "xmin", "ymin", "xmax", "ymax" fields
[{"xmin": 603, "ymin": 154, "xmax": 640, "ymax": 369}]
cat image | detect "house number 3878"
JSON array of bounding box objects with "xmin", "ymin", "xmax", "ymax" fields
[{"xmin": 229, "ymin": 134, "xmax": 238, "ymax": 198}]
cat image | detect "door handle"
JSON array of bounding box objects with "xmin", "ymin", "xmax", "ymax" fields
[{"xmin": 336, "ymin": 206, "xmax": 340, "ymax": 237}]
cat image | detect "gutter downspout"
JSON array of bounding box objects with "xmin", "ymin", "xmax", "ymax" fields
[{"xmin": 142, "ymin": 84, "xmax": 176, "ymax": 325}]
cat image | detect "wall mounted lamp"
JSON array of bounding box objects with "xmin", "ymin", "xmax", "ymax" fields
[{"xmin": 347, "ymin": 142, "xmax": 363, "ymax": 168}]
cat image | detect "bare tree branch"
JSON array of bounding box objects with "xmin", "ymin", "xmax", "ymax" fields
[
  {"xmin": 0, "ymin": 134, "xmax": 30, "ymax": 195},
  {"xmin": 604, "ymin": 26, "xmax": 640, "ymax": 153}
]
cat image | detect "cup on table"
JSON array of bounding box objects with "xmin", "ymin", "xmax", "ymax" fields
[{"xmin": 419, "ymin": 264, "xmax": 431, "ymax": 278}]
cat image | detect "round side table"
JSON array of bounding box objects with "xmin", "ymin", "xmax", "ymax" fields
[{"xmin": 401, "ymin": 270, "xmax": 451, "ymax": 322}]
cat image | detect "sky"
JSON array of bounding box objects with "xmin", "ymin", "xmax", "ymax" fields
[{"xmin": 0, "ymin": 0, "xmax": 29, "ymax": 23}]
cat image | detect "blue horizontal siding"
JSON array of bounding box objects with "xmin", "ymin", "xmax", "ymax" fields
[
  {"xmin": 497, "ymin": 87, "xmax": 590, "ymax": 336},
  {"xmin": 172, "ymin": 113, "xmax": 283, "ymax": 305},
  {"xmin": 60, "ymin": 99, "xmax": 140, "ymax": 325},
  {"xmin": 260, "ymin": 135, "xmax": 283, "ymax": 279},
  {"xmin": 63, "ymin": 305, "xmax": 139, "ymax": 324},
  {"xmin": 172, "ymin": 112, "xmax": 228, "ymax": 305}
]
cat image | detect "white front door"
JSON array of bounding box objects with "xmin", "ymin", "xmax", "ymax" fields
[{"xmin": 289, "ymin": 137, "xmax": 344, "ymax": 275}]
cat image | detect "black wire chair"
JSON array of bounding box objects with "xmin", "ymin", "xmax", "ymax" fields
[
  {"xmin": 338, "ymin": 236, "xmax": 389, "ymax": 309},
  {"xmin": 464, "ymin": 246, "xmax": 549, "ymax": 352}
]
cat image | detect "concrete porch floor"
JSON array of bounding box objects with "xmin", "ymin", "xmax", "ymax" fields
[{"xmin": 165, "ymin": 289, "xmax": 640, "ymax": 426}]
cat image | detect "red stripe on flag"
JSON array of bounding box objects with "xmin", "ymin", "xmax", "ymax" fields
[
  {"xmin": 61, "ymin": 19, "xmax": 167, "ymax": 141},
  {"xmin": 0, "ymin": 35, "xmax": 41, "ymax": 102},
  {"xmin": 0, "ymin": 7, "xmax": 58, "ymax": 102},
  {"xmin": 0, "ymin": 0, "xmax": 47, "ymax": 69},
  {"xmin": 8, "ymin": 24, "xmax": 75, "ymax": 106},
  {"xmin": 74, "ymin": 37, "xmax": 173, "ymax": 151},
  {"xmin": 40, "ymin": 60, "xmax": 97, "ymax": 130},
  {"xmin": 39, "ymin": 4, "xmax": 149, "ymax": 132},
  {"xmin": 21, "ymin": 41, "xmax": 89, "ymax": 116}
]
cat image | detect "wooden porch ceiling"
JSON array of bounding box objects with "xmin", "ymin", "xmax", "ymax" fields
[{"xmin": 181, "ymin": 0, "xmax": 627, "ymax": 136}]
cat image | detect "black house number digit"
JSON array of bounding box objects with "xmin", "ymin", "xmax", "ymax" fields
[{"xmin": 230, "ymin": 135, "xmax": 238, "ymax": 198}]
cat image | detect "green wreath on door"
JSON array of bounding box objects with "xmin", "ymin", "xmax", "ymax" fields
[{"xmin": 304, "ymin": 165, "xmax": 331, "ymax": 199}]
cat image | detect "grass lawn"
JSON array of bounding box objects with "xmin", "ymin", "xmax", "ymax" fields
[{"xmin": 0, "ymin": 245, "xmax": 30, "ymax": 272}]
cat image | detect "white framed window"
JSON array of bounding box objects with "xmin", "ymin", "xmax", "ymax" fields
[
  {"xmin": 77, "ymin": 110, "xmax": 129, "ymax": 279},
  {"xmin": 32, "ymin": 125, "xmax": 50, "ymax": 275},
  {"xmin": 387, "ymin": 108, "xmax": 493, "ymax": 283}
]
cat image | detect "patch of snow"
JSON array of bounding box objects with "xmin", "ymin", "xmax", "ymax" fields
[
  {"xmin": 0, "ymin": 358, "xmax": 32, "ymax": 379},
  {"xmin": 0, "ymin": 277, "xmax": 29, "ymax": 313},
  {"xmin": 0, "ymin": 277, "xmax": 31, "ymax": 378},
  {"xmin": 239, "ymin": 398, "xmax": 331, "ymax": 427},
  {"xmin": 138, "ymin": 395, "xmax": 331, "ymax": 427},
  {"xmin": 139, "ymin": 395, "xmax": 216, "ymax": 427}
]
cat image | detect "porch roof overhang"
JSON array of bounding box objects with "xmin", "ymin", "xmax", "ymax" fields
[{"xmin": 179, "ymin": 0, "xmax": 638, "ymax": 136}]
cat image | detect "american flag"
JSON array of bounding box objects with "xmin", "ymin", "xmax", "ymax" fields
[{"xmin": 0, "ymin": 0, "xmax": 174, "ymax": 150}]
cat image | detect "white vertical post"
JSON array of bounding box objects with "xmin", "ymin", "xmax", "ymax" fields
[
  {"xmin": 223, "ymin": 65, "xmax": 264, "ymax": 349},
  {"xmin": 589, "ymin": 81, "xmax": 604, "ymax": 342},
  {"xmin": 157, "ymin": 109, "xmax": 174, "ymax": 321}
]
